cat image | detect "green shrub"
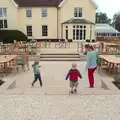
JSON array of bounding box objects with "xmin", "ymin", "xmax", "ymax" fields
[
  {"xmin": 86, "ymin": 39, "xmax": 90, "ymax": 42},
  {"xmin": 114, "ymin": 75, "xmax": 120, "ymax": 89},
  {"xmin": 0, "ymin": 30, "xmax": 28, "ymax": 43},
  {"xmin": 112, "ymin": 52, "xmax": 120, "ymax": 55}
]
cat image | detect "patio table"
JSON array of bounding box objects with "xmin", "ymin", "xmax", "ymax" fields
[
  {"xmin": 0, "ymin": 55, "xmax": 17, "ymax": 75},
  {"xmin": 100, "ymin": 55, "xmax": 120, "ymax": 75}
]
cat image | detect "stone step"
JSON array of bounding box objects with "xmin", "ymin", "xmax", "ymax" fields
[
  {"xmin": 5, "ymin": 87, "xmax": 108, "ymax": 95},
  {"xmin": 39, "ymin": 58, "xmax": 81, "ymax": 61},
  {"xmin": 41, "ymin": 53, "xmax": 79, "ymax": 55},
  {"xmin": 40, "ymin": 55, "xmax": 80, "ymax": 58}
]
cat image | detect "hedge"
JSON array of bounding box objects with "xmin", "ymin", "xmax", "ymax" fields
[{"xmin": 0, "ymin": 30, "xmax": 28, "ymax": 43}]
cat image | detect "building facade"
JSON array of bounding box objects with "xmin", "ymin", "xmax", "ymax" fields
[{"xmin": 0, "ymin": 0, "xmax": 97, "ymax": 41}]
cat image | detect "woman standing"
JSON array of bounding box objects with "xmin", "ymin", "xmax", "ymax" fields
[{"xmin": 85, "ymin": 44, "xmax": 97, "ymax": 88}]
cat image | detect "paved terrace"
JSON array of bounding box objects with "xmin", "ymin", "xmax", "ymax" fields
[
  {"xmin": 0, "ymin": 45, "xmax": 120, "ymax": 120},
  {"xmin": 3, "ymin": 61, "xmax": 102, "ymax": 94},
  {"xmin": 0, "ymin": 61, "xmax": 120, "ymax": 120}
]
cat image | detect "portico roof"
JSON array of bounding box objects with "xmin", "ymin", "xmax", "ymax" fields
[{"xmin": 62, "ymin": 18, "xmax": 94, "ymax": 24}]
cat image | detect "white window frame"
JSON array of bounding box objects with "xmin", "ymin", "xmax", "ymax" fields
[
  {"xmin": 74, "ymin": 8, "xmax": 82, "ymax": 18},
  {"xmin": 26, "ymin": 8, "xmax": 32, "ymax": 18},
  {"xmin": 73, "ymin": 25, "xmax": 86, "ymax": 40},
  {"xmin": 42, "ymin": 25, "xmax": 48, "ymax": 36},
  {"xmin": 41, "ymin": 8, "xmax": 47, "ymax": 18},
  {"xmin": 0, "ymin": 8, "xmax": 7, "ymax": 18},
  {"xmin": 0, "ymin": 19, "xmax": 8, "ymax": 29},
  {"xmin": 26, "ymin": 25, "xmax": 32, "ymax": 36}
]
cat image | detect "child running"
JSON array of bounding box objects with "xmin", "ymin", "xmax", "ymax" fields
[
  {"xmin": 66, "ymin": 63, "xmax": 82, "ymax": 94},
  {"xmin": 31, "ymin": 60, "xmax": 42, "ymax": 87}
]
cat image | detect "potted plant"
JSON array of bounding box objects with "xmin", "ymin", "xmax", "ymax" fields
[
  {"xmin": 92, "ymin": 39, "xmax": 95, "ymax": 42},
  {"xmin": 86, "ymin": 39, "xmax": 90, "ymax": 42}
]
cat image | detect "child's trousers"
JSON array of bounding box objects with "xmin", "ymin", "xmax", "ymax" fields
[{"xmin": 32, "ymin": 73, "xmax": 42, "ymax": 86}]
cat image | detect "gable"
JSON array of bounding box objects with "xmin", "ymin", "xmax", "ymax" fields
[{"xmin": 59, "ymin": 0, "xmax": 98, "ymax": 9}]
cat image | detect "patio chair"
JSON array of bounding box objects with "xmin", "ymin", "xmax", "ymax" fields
[
  {"xmin": 8, "ymin": 57, "xmax": 18, "ymax": 73},
  {"xmin": 98, "ymin": 59, "xmax": 109, "ymax": 74}
]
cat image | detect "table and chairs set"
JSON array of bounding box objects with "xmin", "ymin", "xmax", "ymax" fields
[{"xmin": 0, "ymin": 55, "xmax": 29, "ymax": 76}]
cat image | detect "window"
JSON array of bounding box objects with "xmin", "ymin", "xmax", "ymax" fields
[
  {"xmin": 74, "ymin": 8, "xmax": 82, "ymax": 17},
  {"xmin": 26, "ymin": 25, "xmax": 32, "ymax": 36},
  {"xmin": 41, "ymin": 8, "xmax": 47, "ymax": 18},
  {"xmin": 0, "ymin": 8, "xmax": 7, "ymax": 17},
  {"xmin": 0, "ymin": 20, "xmax": 8, "ymax": 28},
  {"xmin": 66, "ymin": 29, "xmax": 68, "ymax": 39},
  {"xmin": 65, "ymin": 26, "xmax": 68, "ymax": 39},
  {"xmin": 26, "ymin": 8, "xmax": 32, "ymax": 18},
  {"xmin": 42, "ymin": 25, "xmax": 48, "ymax": 36},
  {"xmin": 73, "ymin": 25, "xmax": 86, "ymax": 40}
]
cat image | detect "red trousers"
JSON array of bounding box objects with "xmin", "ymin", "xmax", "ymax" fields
[{"xmin": 88, "ymin": 67, "xmax": 97, "ymax": 87}]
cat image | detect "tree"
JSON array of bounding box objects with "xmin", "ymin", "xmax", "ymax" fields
[
  {"xmin": 113, "ymin": 12, "xmax": 120, "ymax": 32},
  {"xmin": 96, "ymin": 12, "xmax": 111, "ymax": 24}
]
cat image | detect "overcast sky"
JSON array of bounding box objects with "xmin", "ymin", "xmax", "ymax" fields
[{"xmin": 95, "ymin": 0, "xmax": 120, "ymax": 19}]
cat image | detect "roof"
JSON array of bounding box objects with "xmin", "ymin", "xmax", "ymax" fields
[
  {"xmin": 90, "ymin": 0, "xmax": 98, "ymax": 9},
  {"xmin": 14, "ymin": 0, "xmax": 98, "ymax": 8},
  {"xmin": 95, "ymin": 24, "xmax": 120, "ymax": 34},
  {"xmin": 14, "ymin": 0, "xmax": 63, "ymax": 7},
  {"xmin": 62, "ymin": 18, "xmax": 94, "ymax": 24}
]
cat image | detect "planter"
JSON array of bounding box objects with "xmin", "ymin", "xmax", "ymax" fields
[{"xmin": 0, "ymin": 80, "xmax": 5, "ymax": 86}]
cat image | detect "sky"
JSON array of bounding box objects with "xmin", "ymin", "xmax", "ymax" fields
[{"xmin": 95, "ymin": 0, "xmax": 120, "ymax": 19}]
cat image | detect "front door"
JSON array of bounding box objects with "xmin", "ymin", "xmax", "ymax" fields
[{"xmin": 73, "ymin": 25, "xmax": 86, "ymax": 40}]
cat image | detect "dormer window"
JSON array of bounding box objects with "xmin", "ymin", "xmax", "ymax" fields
[{"xmin": 74, "ymin": 8, "xmax": 82, "ymax": 18}]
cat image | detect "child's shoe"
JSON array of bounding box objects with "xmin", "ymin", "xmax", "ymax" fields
[
  {"xmin": 71, "ymin": 90, "xmax": 74, "ymax": 94},
  {"xmin": 74, "ymin": 89, "xmax": 77, "ymax": 93}
]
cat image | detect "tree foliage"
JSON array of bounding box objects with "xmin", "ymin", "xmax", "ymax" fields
[
  {"xmin": 96, "ymin": 12, "xmax": 111, "ymax": 24},
  {"xmin": 113, "ymin": 12, "xmax": 120, "ymax": 32}
]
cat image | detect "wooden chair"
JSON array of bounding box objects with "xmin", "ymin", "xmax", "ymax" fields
[
  {"xmin": 17, "ymin": 55, "xmax": 29, "ymax": 72},
  {"xmin": 98, "ymin": 59, "xmax": 109, "ymax": 74},
  {"xmin": 7, "ymin": 57, "xmax": 18, "ymax": 73}
]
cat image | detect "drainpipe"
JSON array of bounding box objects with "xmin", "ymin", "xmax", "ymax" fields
[
  {"xmin": 57, "ymin": 7, "xmax": 58, "ymax": 39},
  {"xmin": 90, "ymin": 25, "xmax": 92, "ymax": 41}
]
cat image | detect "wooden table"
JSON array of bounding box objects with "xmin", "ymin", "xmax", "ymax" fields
[
  {"xmin": 0, "ymin": 55, "xmax": 17, "ymax": 63},
  {"xmin": 0, "ymin": 55, "xmax": 17, "ymax": 75},
  {"xmin": 100, "ymin": 55, "xmax": 120, "ymax": 75}
]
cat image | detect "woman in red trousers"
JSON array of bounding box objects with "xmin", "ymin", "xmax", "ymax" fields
[{"xmin": 85, "ymin": 44, "xmax": 98, "ymax": 88}]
